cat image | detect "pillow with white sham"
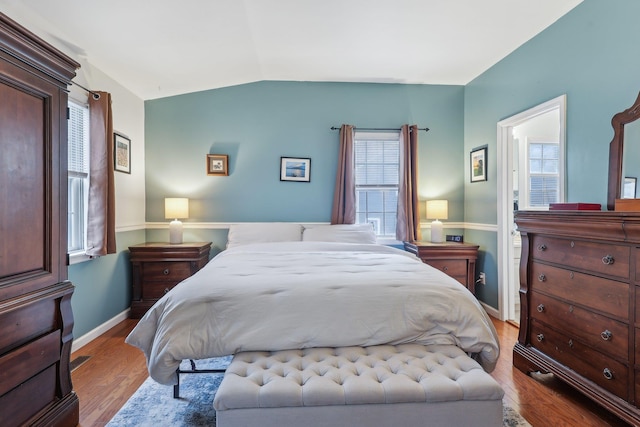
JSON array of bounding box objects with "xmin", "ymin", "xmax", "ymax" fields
[
  {"xmin": 302, "ymin": 224, "xmax": 377, "ymax": 244},
  {"xmin": 226, "ymin": 222, "xmax": 303, "ymax": 248}
]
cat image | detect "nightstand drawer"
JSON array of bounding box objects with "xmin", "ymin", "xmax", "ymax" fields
[
  {"xmin": 143, "ymin": 261, "xmax": 191, "ymax": 281},
  {"xmin": 143, "ymin": 281, "xmax": 182, "ymax": 299},
  {"xmin": 424, "ymin": 259, "xmax": 467, "ymax": 278}
]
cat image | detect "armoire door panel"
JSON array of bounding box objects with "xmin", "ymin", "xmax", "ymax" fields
[
  {"xmin": 0, "ymin": 65, "xmax": 63, "ymax": 302},
  {"xmin": 0, "ymin": 82, "xmax": 45, "ymax": 274}
]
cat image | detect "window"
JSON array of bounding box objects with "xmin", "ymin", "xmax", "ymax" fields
[
  {"xmin": 526, "ymin": 139, "xmax": 560, "ymax": 208},
  {"xmin": 68, "ymin": 99, "xmax": 90, "ymax": 257},
  {"xmin": 354, "ymin": 131, "xmax": 400, "ymax": 236},
  {"xmin": 514, "ymin": 137, "xmax": 562, "ymax": 209}
]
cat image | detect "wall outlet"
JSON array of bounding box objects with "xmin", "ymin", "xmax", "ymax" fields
[{"xmin": 478, "ymin": 272, "xmax": 486, "ymax": 285}]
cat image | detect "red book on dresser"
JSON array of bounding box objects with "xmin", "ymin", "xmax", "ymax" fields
[{"xmin": 548, "ymin": 202, "xmax": 601, "ymax": 211}]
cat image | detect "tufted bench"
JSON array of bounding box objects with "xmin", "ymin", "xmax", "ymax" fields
[{"xmin": 213, "ymin": 344, "xmax": 504, "ymax": 427}]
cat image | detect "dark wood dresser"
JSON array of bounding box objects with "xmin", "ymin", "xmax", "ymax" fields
[
  {"xmin": 403, "ymin": 241, "xmax": 479, "ymax": 293},
  {"xmin": 0, "ymin": 13, "xmax": 80, "ymax": 427},
  {"xmin": 129, "ymin": 242, "xmax": 212, "ymax": 318},
  {"xmin": 514, "ymin": 210, "xmax": 640, "ymax": 425}
]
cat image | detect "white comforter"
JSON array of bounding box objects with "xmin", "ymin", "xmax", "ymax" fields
[{"xmin": 126, "ymin": 242, "xmax": 500, "ymax": 385}]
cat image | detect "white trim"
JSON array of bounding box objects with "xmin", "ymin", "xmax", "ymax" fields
[
  {"xmin": 462, "ymin": 222, "xmax": 498, "ymax": 233},
  {"xmin": 116, "ymin": 223, "xmax": 147, "ymax": 232},
  {"xmin": 479, "ymin": 301, "xmax": 500, "ymax": 320},
  {"xmin": 71, "ymin": 308, "xmax": 130, "ymax": 353},
  {"xmin": 145, "ymin": 221, "xmax": 330, "ymax": 229},
  {"xmin": 496, "ymin": 94, "xmax": 566, "ymax": 322},
  {"xmin": 145, "ymin": 221, "xmax": 493, "ymax": 232}
]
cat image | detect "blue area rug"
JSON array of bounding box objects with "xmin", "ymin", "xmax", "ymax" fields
[{"xmin": 107, "ymin": 357, "xmax": 530, "ymax": 426}]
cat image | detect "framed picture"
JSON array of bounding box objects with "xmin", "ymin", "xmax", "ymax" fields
[
  {"xmin": 280, "ymin": 157, "xmax": 311, "ymax": 182},
  {"xmin": 207, "ymin": 154, "xmax": 229, "ymax": 176},
  {"xmin": 624, "ymin": 177, "xmax": 637, "ymax": 198},
  {"xmin": 114, "ymin": 132, "xmax": 131, "ymax": 174},
  {"xmin": 470, "ymin": 145, "xmax": 487, "ymax": 182}
]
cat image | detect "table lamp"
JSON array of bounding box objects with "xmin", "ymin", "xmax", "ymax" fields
[
  {"xmin": 426, "ymin": 200, "xmax": 448, "ymax": 243},
  {"xmin": 165, "ymin": 198, "xmax": 189, "ymax": 244}
]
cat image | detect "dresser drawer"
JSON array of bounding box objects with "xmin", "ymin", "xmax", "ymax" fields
[
  {"xmin": 0, "ymin": 364, "xmax": 57, "ymax": 427},
  {"xmin": 143, "ymin": 261, "xmax": 192, "ymax": 281},
  {"xmin": 530, "ymin": 292, "xmax": 628, "ymax": 360},
  {"xmin": 0, "ymin": 296, "xmax": 58, "ymax": 354},
  {"xmin": 530, "ymin": 320, "xmax": 628, "ymax": 398},
  {"xmin": 0, "ymin": 330, "xmax": 60, "ymax": 396},
  {"xmin": 530, "ymin": 262, "xmax": 629, "ymax": 319},
  {"xmin": 425, "ymin": 259, "xmax": 467, "ymax": 279},
  {"xmin": 531, "ymin": 235, "xmax": 629, "ymax": 279}
]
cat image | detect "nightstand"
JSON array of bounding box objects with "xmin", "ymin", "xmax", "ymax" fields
[
  {"xmin": 403, "ymin": 241, "xmax": 479, "ymax": 293},
  {"xmin": 129, "ymin": 242, "xmax": 212, "ymax": 318}
]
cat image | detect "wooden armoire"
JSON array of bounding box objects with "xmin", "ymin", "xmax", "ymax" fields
[{"xmin": 0, "ymin": 13, "xmax": 80, "ymax": 427}]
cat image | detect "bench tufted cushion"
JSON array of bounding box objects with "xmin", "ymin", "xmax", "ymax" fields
[{"xmin": 214, "ymin": 344, "xmax": 503, "ymax": 413}]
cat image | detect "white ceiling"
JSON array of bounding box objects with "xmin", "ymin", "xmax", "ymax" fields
[{"xmin": 0, "ymin": 0, "xmax": 582, "ymax": 100}]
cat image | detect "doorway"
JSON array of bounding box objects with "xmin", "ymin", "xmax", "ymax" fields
[{"xmin": 496, "ymin": 95, "xmax": 566, "ymax": 323}]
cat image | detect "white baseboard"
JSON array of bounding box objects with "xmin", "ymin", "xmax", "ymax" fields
[
  {"xmin": 480, "ymin": 301, "xmax": 500, "ymax": 320},
  {"xmin": 71, "ymin": 309, "xmax": 130, "ymax": 354}
]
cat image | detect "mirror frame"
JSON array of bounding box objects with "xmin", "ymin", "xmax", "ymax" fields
[{"xmin": 608, "ymin": 91, "xmax": 640, "ymax": 210}]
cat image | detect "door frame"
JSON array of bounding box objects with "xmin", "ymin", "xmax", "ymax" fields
[{"xmin": 496, "ymin": 94, "xmax": 566, "ymax": 321}]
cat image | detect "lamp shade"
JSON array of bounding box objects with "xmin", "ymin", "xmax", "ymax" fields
[
  {"xmin": 165, "ymin": 198, "xmax": 189, "ymax": 219},
  {"xmin": 426, "ymin": 200, "xmax": 448, "ymax": 220}
]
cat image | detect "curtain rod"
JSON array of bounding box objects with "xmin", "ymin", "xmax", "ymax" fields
[
  {"xmin": 71, "ymin": 80, "xmax": 101, "ymax": 100},
  {"xmin": 330, "ymin": 126, "xmax": 429, "ymax": 132}
]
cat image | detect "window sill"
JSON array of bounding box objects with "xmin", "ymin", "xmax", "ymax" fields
[{"xmin": 68, "ymin": 251, "xmax": 93, "ymax": 265}]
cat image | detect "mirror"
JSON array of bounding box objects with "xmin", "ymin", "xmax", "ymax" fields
[{"xmin": 607, "ymin": 91, "xmax": 640, "ymax": 210}]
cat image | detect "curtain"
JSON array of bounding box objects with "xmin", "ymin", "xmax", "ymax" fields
[
  {"xmin": 86, "ymin": 91, "xmax": 116, "ymax": 256},
  {"xmin": 396, "ymin": 124, "xmax": 421, "ymax": 242},
  {"xmin": 331, "ymin": 124, "xmax": 356, "ymax": 224}
]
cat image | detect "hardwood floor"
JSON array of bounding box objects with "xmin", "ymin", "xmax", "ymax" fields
[{"xmin": 71, "ymin": 317, "xmax": 632, "ymax": 427}]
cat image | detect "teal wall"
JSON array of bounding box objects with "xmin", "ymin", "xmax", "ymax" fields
[
  {"xmin": 144, "ymin": 81, "xmax": 466, "ymax": 225},
  {"xmin": 68, "ymin": 229, "xmax": 144, "ymax": 338},
  {"xmin": 464, "ymin": 0, "xmax": 640, "ymax": 307}
]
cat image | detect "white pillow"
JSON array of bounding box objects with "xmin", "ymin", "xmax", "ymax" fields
[
  {"xmin": 302, "ymin": 224, "xmax": 377, "ymax": 244},
  {"xmin": 226, "ymin": 223, "xmax": 304, "ymax": 248}
]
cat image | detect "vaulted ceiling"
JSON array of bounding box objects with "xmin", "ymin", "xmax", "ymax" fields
[{"xmin": 0, "ymin": 0, "xmax": 583, "ymax": 100}]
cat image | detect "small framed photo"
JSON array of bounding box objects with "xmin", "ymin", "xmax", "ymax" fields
[
  {"xmin": 280, "ymin": 157, "xmax": 311, "ymax": 182},
  {"xmin": 207, "ymin": 154, "xmax": 229, "ymax": 176},
  {"xmin": 470, "ymin": 145, "xmax": 487, "ymax": 182},
  {"xmin": 624, "ymin": 177, "xmax": 637, "ymax": 198},
  {"xmin": 114, "ymin": 132, "xmax": 131, "ymax": 174}
]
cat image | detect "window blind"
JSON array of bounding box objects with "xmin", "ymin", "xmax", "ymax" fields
[
  {"xmin": 354, "ymin": 132, "xmax": 400, "ymax": 236},
  {"xmin": 68, "ymin": 101, "xmax": 89, "ymax": 176}
]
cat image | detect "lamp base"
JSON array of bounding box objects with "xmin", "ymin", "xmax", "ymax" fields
[
  {"xmin": 430, "ymin": 220, "xmax": 444, "ymax": 243},
  {"xmin": 169, "ymin": 219, "xmax": 183, "ymax": 244}
]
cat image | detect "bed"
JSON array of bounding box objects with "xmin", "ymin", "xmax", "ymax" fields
[{"xmin": 126, "ymin": 223, "xmax": 500, "ymax": 387}]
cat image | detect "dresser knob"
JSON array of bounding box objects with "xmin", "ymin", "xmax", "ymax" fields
[
  {"xmin": 536, "ymin": 334, "xmax": 544, "ymax": 342},
  {"xmin": 443, "ymin": 266, "xmax": 448, "ymax": 272},
  {"xmin": 603, "ymin": 368, "xmax": 614, "ymax": 380},
  {"xmin": 164, "ymin": 287, "xmax": 170, "ymax": 294},
  {"xmin": 601, "ymin": 330, "xmax": 613, "ymax": 341},
  {"xmin": 601, "ymin": 255, "xmax": 615, "ymax": 265},
  {"xmin": 536, "ymin": 244, "xmax": 547, "ymax": 251},
  {"xmin": 163, "ymin": 268, "xmax": 170, "ymax": 275},
  {"xmin": 536, "ymin": 304, "xmax": 545, "ymax": 313},
  {"xmin": 538, "ymin": 274, "xmax": 546, "ymax": 282},
  {"xmin": 568, "ymin": 339, "xmax": 574, "ymax": 348}
]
